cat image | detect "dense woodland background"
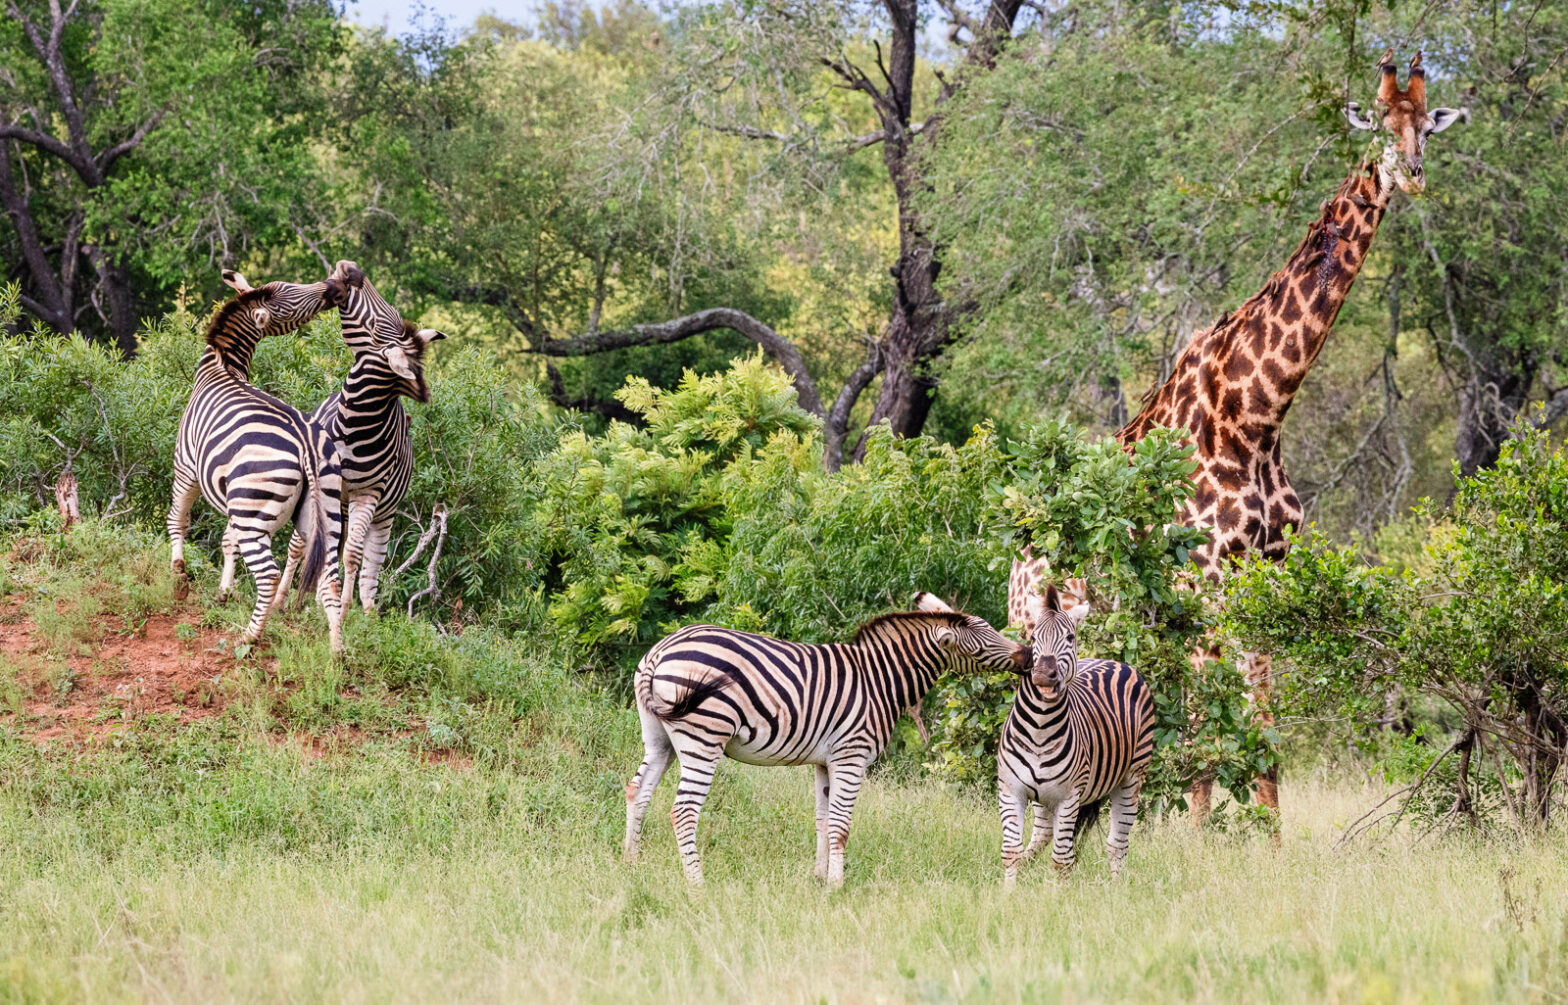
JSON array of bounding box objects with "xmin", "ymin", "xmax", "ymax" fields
[{"xmin": 3, "ymin": 0, "xmax": 1568, "ymax": 828}]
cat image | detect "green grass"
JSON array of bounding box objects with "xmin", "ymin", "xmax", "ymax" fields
[{"xmin": 2, "ymin": 522, "xmax": 1567, "ymax": 1002}]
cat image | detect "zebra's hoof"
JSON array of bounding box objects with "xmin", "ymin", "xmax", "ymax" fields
[{"xmin": 215, "ymin": 590, "xmax": 230, "ymax": 605}]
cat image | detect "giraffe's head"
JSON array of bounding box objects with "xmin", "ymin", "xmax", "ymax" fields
[{"xmin": 1345, "ymin": 50, "xmax": 1468, "ymax": 196}]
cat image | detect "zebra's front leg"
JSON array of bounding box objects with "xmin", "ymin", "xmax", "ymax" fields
[
  {"xmin": 824, "ymin": 754, "xmax": 869, "ymax": 888},
  {"xmin": 813, "ymin": 763, "xmax": 831, "ymax": 880},
  {"xmin": 166, "ymin": 472, "xmax": 200, "ymax": 599},
  {"xmin": 670, "ymin": 737, "xmax": 724, "ymax": 886},
  {"xmin": 217, "ymin": 523, "xmax": 241, "ymax": 604},
  {"xmin": 272, "ymin": 530, "xmax": 306, "ymax": 612},
  {"xmin": 338, "ymin": 497, "xmax": 377, "ymax": 615},
  {"xmin": 625, "ymin": 712, "xmax": 673, "ymax": 864},
  {"xmin": 356, "ymin": 513, "xmax": 393, "ymax": 613},
  {"xmin": 1050, "ymin": 794, "xmax": 1084, "ymax": 880},
  {"xmin": 1106, "ymin": 779, "xmax": 1143, "ymax": 879},
  {"xmin": 234, "ymin": 529, "xmax": 282, "ymax": 646},
  {"xmin": 998, "ymin": 785, "xmax": 1030, "ymax": 890}
]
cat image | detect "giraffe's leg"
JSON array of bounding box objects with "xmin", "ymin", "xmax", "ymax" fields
[
  {"xmin": 233, "ymin": 528, "xmax": 282, "ymax": 646},
  {"xmin": 356, "ymin": 512, "xmax": 393, "ymax": 614},
  {"xmin": 999, "ymin": 785, "xmax": 1029, "ymax": 890},
  {"xmin": 1106, "ymin": 777, "xmax": 1144, "ymax": 879},
  {"xmin": 824, "ymin": 753, "xmax": 870, "ymax": 887},
  {"xmin": 1022, "ymin": 802, "xmax": 1053, "ymax": 863},
  {"xmin": 166, "ymin": 472, "xmax": 200, "ymax": 600},
  {"xmin": 813, "ymin": 763, "xmax": 831, "ymax": 880},
  {"xmin": 1244, "ymin": 650, "xmax": 1281, "ymax": 829},
  {"xmin": 624, "ymin": 710, "xmax": 674, "ymax": 864},
  {"xmin": 1050, "ymin": 793, "xmax": 1084, "ymax": 879},
  {"xmin": 216, "ymin": 523, "xmax": 240, "ymax": 604},
  {"xmin": 337, "ymin": 497, "xmax": 377, "ymax": 616},
  {"xmin": 669, "ymin": 732, "xmax": 727, "ymax": 886},
  {"xmin": 1189, "ymin": 776, "xmax": 1214, "ymax": 830}
]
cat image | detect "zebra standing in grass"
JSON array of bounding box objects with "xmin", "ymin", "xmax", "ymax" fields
[
  {"xmin": 168, "ymin": 270, "xmax": 347, "ymax": 652},
  {"xmin": 276, "ymin": 260, "xmax": 444, "ymax": 613},
  {"xmin": 992, "ymin": 584, "xmax": 1154, "ymax": 887},
  {"xmin": 625, "ymin": 595, "xmax": 1028, "ymax": 886}
]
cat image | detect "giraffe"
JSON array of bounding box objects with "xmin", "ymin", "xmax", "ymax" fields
[{"xmin": 1012, "ymin": 51, "xmax": 1467, "ymax": 820}]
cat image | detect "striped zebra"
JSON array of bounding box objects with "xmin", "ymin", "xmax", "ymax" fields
[
  {"xmin": 276, "ymin": 260, "xmax": 444, "ymax": 612},
  {"xmin": 167, "ymin": 270, "xmax": 347, "ymax": 653},
  {"xmin": 625, "ymin": 596, "xmax": 1027, "ymax": 886},
  {"xmin": 992, "ymin": 584, "xmax": 1154, "ymax": 887}
]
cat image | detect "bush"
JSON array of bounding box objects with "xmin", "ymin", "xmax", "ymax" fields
[{"xmin": 1225, "ymin": 426, "xmax": 1568, "ymax": 832}]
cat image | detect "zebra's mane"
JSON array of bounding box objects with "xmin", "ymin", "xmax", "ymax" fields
[
  {"xmin": 851, "ymin": 610, "xmax": 967, "ymax": 644},
  {"xmin": 205, "ymin": 287, "xmax": 271, "ymax": 347}
]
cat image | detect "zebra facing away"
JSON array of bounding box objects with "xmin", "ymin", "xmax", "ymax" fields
[
  {"xmin": 625, "ymin": 596, "xmax": 1028, "ymax": 886},
  {"xmin": 167, "ymin": 270, "xmax": 348, "ymax": 653},
  {"xmin": 275, "ymin": 260, "xmax": 445, "ymax": 613},
  {"xmin": 988, "ymin": 584, "xmax": 1154, "ymax": 887}
]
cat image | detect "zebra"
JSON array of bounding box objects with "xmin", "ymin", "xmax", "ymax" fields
[
  {"xmin": 992, "ymin": 584, "xmax": 1154, "ymax": 887},
  {"xmin": 624, "ymin": 595, "xmax": 1028, "ymax": 886},
  {"xmin": 275, "ymin": 260, "xmax": 444, "ymax": 613},
  {"xmin": 167, "ymin": 269, "xmax": 348, "ymax": 653}
]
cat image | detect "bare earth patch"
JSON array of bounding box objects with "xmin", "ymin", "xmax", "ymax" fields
[{"xmin": 0, "ymin": 595, "xmax": 260, "ymax": 743}]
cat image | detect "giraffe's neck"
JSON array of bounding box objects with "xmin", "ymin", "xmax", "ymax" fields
[{"xmin": 1120, "ymin": 157, "xmax": 1393, "ymax": 441}]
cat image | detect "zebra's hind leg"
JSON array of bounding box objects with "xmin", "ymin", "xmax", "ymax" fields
[
  {"xmin": 1049, "ymin": 794, "xmax": 1083, "ymax": 880},
  {"xmin": 824, "ymin": 754, "xmax": 869, "ymax": 888},
  {"xmin": 166, "ymin": 471, "xmax": 200, "ymax": 599},
  {"xmin": 234, "ymin": 528, "xmax": 282, "ymax": 646},
  {"xmin": 999, "ymin": 786, "xmax": 1029, "ymax": 890},
  {"xmin": 669, "ymin": 734, "xmax": 725, "ymax": 886},
  {"xmin": 315, "ymin": 559, "xmax": 345, "ymax": 655},
  {"xmin": 217, "ymin": 523, "xmax": 241, "ymax": 604},
  {"xmin": 1021, "ymin": 802, "xmax": 1052, "ymax": 864},
  {"xmin": 625, "ymin": 711, "xmax": 674, "ymax": 864},
  {"xmin": 1106, "ymin": 777, "xmax": 1144, "ymax": 879},
  {"xmin": 356, "ymin": 512, "xmax": 393, "ymax": 613},
  {"xmin": 813, "ymin": 764, "xmax": 831, "ymax": 880}
]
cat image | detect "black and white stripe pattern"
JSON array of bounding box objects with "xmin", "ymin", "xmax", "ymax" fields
[
  {"xmin": 997, "ymin": 584, "xmax": 1154, "ymax": 886},
  {"xmin": 625, "ymin": 595, "xmax": 1027, "ymax": 886},
  {"xmin": 167, "ymin": 270, "xmax": 347, "ymax": 652},
  {"xmin": 277, "ymin": 261, "xmax": 443, "ymax": 612}
]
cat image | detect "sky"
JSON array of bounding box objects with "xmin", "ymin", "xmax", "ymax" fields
[{"xmin": 348, "ymin": 0, "xmax": 522, "ymax": 35}]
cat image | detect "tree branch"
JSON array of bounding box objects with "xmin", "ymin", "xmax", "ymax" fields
[
  {"xmin": 96, "ymin": 111, "xmax": 166, "ymax": 173},
  {"xmin": 545, "ymin": 363, "xmax": 642, "ymax": 425},
  {"xmin": 527, "ymin": 307, "xmax": 825, "ymax": 418},
  {"xmin": 0, "ymin": 123, "xmax": 78, "ymax": 167},
  {"xmin": 823, "ymin": 340, "xmax": 884, "ymax": 472}
]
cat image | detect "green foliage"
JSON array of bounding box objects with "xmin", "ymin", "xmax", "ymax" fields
[
  {"xmin": 1225, "ymin": 427, "xmax": 1568, "ymax": 829},
  {"xmin": 538, "ymin": 352, "xmax": 819, "ymax": 654}
]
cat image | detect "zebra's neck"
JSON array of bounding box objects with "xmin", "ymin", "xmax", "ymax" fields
[
  {"xmin": 1008, "ymin": 676, "xmax": 1075, "ymax": 757},
  {"xmin": 199, "ymin": 342, "xmax": 257, "ymax": 382},
  {"xmin": 341, "ymin": 357, "xmax": 408, "ymax": 411},
  {"xmin": 851, "ymin": 625, "xmax": 950, "ymax": 712}
]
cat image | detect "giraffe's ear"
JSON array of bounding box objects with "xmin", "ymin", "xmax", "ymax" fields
[
  {"xmin": 1064, "ymin": 597, "xmax": 1091, "ymax": 627},
  {"xmin": 222, "ymin": 269, "xmax": 253, "ymax": 293},
  {"xmin": 1344, "ymin": 101, "xmax": 1377, "ymax": 131},
  {"xmin": 1427, "ymin": 107, "xmax": 1468, "ymax": 134},
  {"xmin": 913, "ymin": 592, "xmax": 954, "ymax": 613}
]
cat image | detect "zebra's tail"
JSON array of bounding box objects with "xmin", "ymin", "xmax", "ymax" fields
[
  {"xmin": 635, "ymin": 660, "xmax": 727, "ymax": 721},
  {"xmin": 1074, "ymin": 798, "xmax": 1105, "ymax": 839},
  {"xmin": 296, "ymin": 444, "xmax": 331, "ymax": 598}
]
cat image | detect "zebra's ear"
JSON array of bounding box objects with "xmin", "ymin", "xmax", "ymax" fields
[
  {"xmin": 251, "ymin": 305, "xmax": 271, "ymax": 332},
  {"xmin": 222, "ymin": 269, "xmax": 253, "ymax": 294},
  {"xmin": 1042, "ymin": 583, "xmax": 1061, "ymax": 612},
  {"xmin": 913, "ymin": 592, "xmax": 954, "ymax": 613},
  {"xmin": 931, "ymin": 625, "xmax": 957, "ymax": 650},
  {"xmin": 416, "ymin": 328, "xmax": 446, "ymax": 345},
  {"xmin": 382, "ymin": 344, "xmax": 418, "ymax": 381}
]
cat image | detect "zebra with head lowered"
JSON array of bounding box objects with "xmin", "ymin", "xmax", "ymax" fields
[
  {"xmin": 990, "ymin": 584, "xmax": 1154, "ymax": 887},
  {"xmin": 276, "ymin": 260, "xmax": 444, "ymax": 613},
  {"xmin": 626, "ymin": 595, "xmax": 1028, "ymax": 886},
  {"xmin": 167, "ymin": 270, "xmax": 348, "ymax": 652}
]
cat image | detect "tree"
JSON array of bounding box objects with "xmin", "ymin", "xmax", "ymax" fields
[{"xmin": 0, "ymin": 0, "xmax": 341, "ymax": 353}]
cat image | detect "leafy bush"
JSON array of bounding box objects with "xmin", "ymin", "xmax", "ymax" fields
[{"xmin": 1225, "ymin": 426, "xmax": 1568, "ymax": 832}]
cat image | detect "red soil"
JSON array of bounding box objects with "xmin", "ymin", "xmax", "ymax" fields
[{"xmin": 0, "ymin": 594, "xmax": 259, "ymax": 744}]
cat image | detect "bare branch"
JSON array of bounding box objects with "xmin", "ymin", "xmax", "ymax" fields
[
  {"xmin": 824, "ymin": 340, "xmax": 884, "ymax": 472},
  {"xmin": 96, "ymin": 111, "xmax": 166, "ymax": 173},
  {"xmin": 528, "ymin": 307, "xmax": 825, "ymax": 418}
]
